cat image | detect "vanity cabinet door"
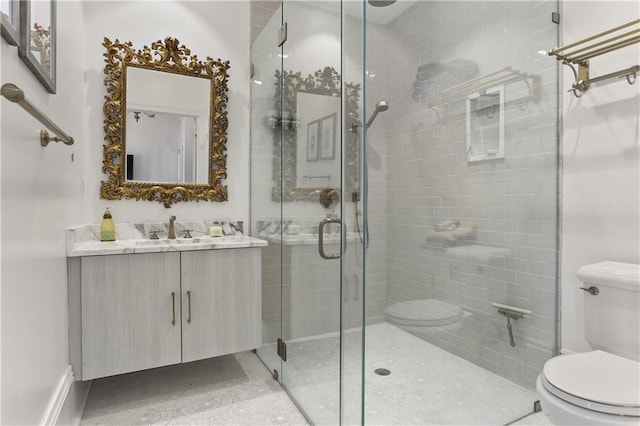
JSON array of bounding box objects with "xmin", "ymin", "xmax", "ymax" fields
[
  {"xmin": 181, "ymin": 248, "xmax": 261, "ymax": 363},
  {"xmin": 80, "ymin": 253, "xmax": 182, "ymax": 379}
]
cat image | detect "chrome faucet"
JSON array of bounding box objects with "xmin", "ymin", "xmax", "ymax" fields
[{"xmin": 168, "ymin": 216, "xmax": 176, "ymax": 239}]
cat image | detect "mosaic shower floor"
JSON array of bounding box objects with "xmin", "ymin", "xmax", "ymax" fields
[{"xmin": 281, "ymin": 322, "xmax": 539, "ymax": 425}]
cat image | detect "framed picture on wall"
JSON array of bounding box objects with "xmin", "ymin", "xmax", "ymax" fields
[
  {"xmin": 319, "ymin": 113, "xmax": 336, "ymax": 160},
  {"xmin": 1, "ymin": 0, "xmax": 19, "ymax": 45},
  {"xmin": 307, "ymin": 120, "xmax": 319, "ymax": 162},
  {"xmin": 18, "ymin": 0, "xmax": 56, "ymax": 93}
]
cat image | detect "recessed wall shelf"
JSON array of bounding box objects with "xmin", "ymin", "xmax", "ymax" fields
[{"xmin": 548, "ymin": 18, "xmax": 640, "ymax": 97}]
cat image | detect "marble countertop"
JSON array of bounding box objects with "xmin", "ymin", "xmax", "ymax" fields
[
  {"xmin": 67, "ymin": 221, "xmax": 267, "ymax": 257},
  {"xmin": 67, "ymin": 236, "xmax": 268, "ymax": 257}
]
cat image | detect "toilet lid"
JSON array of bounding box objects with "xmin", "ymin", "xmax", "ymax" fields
[
  {"xmin": 543, "ymin": 350, "xmax": 640, "ymax": 416},
  {"xmin": 385, "ymin": 299, "xmax": 463, "ymax": 326}
]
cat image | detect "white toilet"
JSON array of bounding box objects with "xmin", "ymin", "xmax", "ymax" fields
[
  {"xmin": 536, "ymin": 261, "xmax": 640, "ymax": 425},
  {"xmin": 385, "ymin": 298, "xmax": 467, "ymax": 339}
]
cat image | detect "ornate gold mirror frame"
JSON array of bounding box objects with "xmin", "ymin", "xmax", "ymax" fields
[
  {"xmin": 272, "ymin": 67, "xmax": 360, "ymax": 202},
  {"xmin": 101, "ymin": 37, "xmax": 230, "ymax": 208}
]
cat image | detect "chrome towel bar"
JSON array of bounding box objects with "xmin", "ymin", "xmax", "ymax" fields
[{"xmin": 1, "ymin": 83, "xmax": 74, "ymax": 146}]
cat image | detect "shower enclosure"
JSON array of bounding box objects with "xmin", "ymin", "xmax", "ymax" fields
[{"xmin": 250, "ymin": 1, "xmax": 559, "ymax": 424}]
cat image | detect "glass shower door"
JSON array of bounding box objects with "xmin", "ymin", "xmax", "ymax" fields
[
  {"xmin": 251, "ymin": 4, "xmax": 284, "ymax": 378},
  {"xmin": 252, "ymin": 2, "xmax": 366, "ymax": 424},
  {"xmin": 251, "ymin": 1, "xmax": 348, "ymax": 423},
  {"xmin": 278, "ymin": 2, "xmax": 344, "ymax": 424}
]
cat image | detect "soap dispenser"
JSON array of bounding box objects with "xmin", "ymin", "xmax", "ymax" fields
[{"xmin": 100, "ymin": 207, "xmax": 116, "ymax": 242}]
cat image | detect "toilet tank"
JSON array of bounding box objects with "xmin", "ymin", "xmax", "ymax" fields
[{"xmin": 577, "ymin": 261, "xmax": 640, "ymax": 361}]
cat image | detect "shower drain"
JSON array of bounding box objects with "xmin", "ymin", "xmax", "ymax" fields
[{"xmin": 374, "ymin": 368, "xmax": 391, "ymax": 376}]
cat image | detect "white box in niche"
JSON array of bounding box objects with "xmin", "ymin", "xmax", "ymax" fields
[{"xmin": 466, "ymin": 85, "xmax": 504, "ymax": 162}]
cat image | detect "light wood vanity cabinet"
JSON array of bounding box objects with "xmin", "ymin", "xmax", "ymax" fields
[
  {"xmin": 181, "ymin": 249, "xmax": 261, "ymax": 363},
  {"xmin": 68, "ymin": 248, "xmax": 262, "ymax": 381}
]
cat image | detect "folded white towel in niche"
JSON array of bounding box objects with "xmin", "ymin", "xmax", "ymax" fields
[
  {"xmin": 434, "ymin": 220, "xmax": 460, "ymax": 231},
  {"xmin": 427, "ymin": 221, "xmax": 476, "ymax": 242}
]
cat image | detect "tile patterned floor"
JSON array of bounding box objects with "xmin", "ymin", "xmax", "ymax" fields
[
  {"xmin": 81, "ymin": 351, "xmax": 308, "ymax": 425},
  {"xmin": 81, "ymin": 326, "xmax": 552, "ymax": 425}
]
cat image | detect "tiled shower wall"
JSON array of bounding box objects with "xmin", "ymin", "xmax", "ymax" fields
[
  {"xmin": 250, "ymin": 2, "xmax": 389, "ymax": 342},
  {"xmin": 349, "ymin": 15, "xmax": 390, "ymax": 324},
  {"xmin": 251, "ymin": 0, "xmax": 558, "ymax": 390},
  {"xmin": 376, "ymin": 1, "xmax": 558, "ymax": 389}
]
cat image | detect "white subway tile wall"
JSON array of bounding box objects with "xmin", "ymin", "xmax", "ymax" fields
[
  {"xmin": 251, "ymin": 0, "xmax": 558, "ymax": 391},
  {"xmin": 375, "ymin": 0, "xmax": 558, "ymax": 390}
]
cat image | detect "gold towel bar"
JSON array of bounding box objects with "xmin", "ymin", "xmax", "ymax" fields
[
  {"xmin": 548, "ymin": 19, "xmax": 640, "ymax": 97},
  {"xmin": 0, "ymin": 83, "xmax": 74, "ymax": 146},
  {"xmin": 548, "ymin": 19, "xmax": 639, "ymax": 60}
]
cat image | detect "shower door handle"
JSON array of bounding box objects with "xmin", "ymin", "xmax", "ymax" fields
[{"xmin": 318, "ymin": 218, "xmax": 342, "ymax": 260}]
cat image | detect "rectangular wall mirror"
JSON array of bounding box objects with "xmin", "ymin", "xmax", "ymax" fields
[
  {"xmin": 126, "ymin": 67, "xmax": 210, "ymax": 184},
  {"xmin": 296, "ymin": 92, "xmax": 340, "ymax": 188}
]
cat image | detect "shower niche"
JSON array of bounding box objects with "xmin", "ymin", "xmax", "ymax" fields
[{"xmin": 466, "ymin": 85, "xmax": 505, "ymax": 162}]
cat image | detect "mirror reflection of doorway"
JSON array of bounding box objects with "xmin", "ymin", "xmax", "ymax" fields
[{"xmin": 125, "ymin": 109, "xmax": 198, "ymax": 183}]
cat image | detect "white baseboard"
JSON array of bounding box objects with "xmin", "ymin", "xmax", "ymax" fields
[
  {"xmin": 71, "ymin": 380, "xmax": 92, "ymax": 426},
  {"xmin": 41, "ymin": 365, "xmax": 73, "ymax": 425},
  {"xmin": 40, "ymin": 366, "xmax": 92, "ymax": 426}
]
